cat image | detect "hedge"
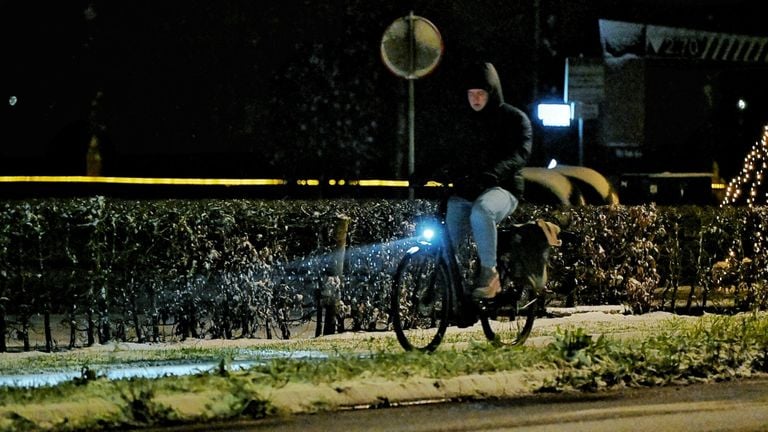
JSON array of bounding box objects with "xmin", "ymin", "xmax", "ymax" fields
[{"xmin": 0, "ymin": 198, "xmax": 766, "ymax": 351}]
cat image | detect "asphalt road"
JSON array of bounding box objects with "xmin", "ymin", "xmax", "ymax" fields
[{"xmin": 166, "ymin": 377, "xmax": 768, "ymax": 432}]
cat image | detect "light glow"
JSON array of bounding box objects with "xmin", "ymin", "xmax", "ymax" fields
[
  {"xmin": 0, "ymin": 176, "xmax": 452, "ymax": 188},
  {"xmin": 0, "ymin": 176, "xmax": 286, "ymax": 186},
  {"xmin": 722, "ymin": 124, "xmax": 768, "ymax": 207},
  {"xmin": 547, "ymin": 159, "xmax": 558, "ymax": 169},
  {"xmin": 537, "ymin": 103, "xmax": 573, "ymax": 127},
  {"xmin": 351, "ymin": 179, "xmax": 409, "ymax": 187}
]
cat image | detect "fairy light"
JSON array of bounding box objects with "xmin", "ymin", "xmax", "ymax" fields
[{"xmin": 722, "ymin": 125, "xmax": 768, "ymax": 207}]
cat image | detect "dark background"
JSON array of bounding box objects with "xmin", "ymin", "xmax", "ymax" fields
[{"xmin": 2, "ymin": 0, "xmax": 766, "ymax": 180}]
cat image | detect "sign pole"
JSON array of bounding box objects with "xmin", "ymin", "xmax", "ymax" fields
[
  {"xmin": 380, "ymin": 12, "xmax": 443, "ymax": 199},
  {"xmin": 578, "ymin": 116, "xmax": 584, "ymax": 166},
  {"xmin": 407, "ymin": 11, "xmax": 416, "ymax": 199},
  {"xmin": 408, "ymin": 79, "xmax": 415, "ymax": 198}
]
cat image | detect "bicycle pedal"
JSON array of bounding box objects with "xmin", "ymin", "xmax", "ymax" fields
[
  {"xmin": 475, "ymin": 298, "xmax": 497, "ymax": 312},
  {"xmin": 455, "ymin": 317, "xmax": 477, "ymax": 328}
]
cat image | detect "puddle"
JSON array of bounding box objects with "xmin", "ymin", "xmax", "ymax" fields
[{"xmin": 0, "ymin": 349, "xmax": 327, "ymax": 388}]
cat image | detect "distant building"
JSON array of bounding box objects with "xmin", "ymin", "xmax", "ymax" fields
[{"xmin": 588, "ymin": 20, "xmax": 768, "ymax": 182}]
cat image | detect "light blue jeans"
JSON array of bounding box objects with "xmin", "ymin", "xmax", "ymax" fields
[{"xmin": 446, "ymin": 187, "xmax": 518, "ymax": 269}]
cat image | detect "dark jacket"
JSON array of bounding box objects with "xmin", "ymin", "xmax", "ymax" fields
[{"xmin": 449, "ymin": 62, "xmax": 533, "ymax": 200}]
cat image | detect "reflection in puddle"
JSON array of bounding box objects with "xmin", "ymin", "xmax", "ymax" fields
[{"xmin": 0, "ymin": 349, "xmax": 327, "ymax": 388}]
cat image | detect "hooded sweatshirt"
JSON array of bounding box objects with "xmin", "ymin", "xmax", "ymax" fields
[{"xmin": 450, "ymin": 62, "xmax": 533, "ymax": 200}]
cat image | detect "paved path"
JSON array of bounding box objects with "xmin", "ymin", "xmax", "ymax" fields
[{"xmin": 187, "ymin": 377, "xmax": 768, "ymax": 432}]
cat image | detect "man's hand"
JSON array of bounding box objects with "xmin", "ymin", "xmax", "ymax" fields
[
  {"xmin": 480, "ymin": 172, "xmax": 498, "ymax": 189},
  {"xmin": 408, "ymin": 170, "xmax": 427, "ymax": 187},
  {"xmin": 452, "ymin": 172, "xmax": 498, "ymax": 200},
  {"xmin": 408, "ymin": 167, "xmax": 451, "ymax": 186}
]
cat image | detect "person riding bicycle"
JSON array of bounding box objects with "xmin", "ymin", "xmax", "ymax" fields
[{"xmin": 441, "ymin": 61, "xmax": 533, "ymax": 300}]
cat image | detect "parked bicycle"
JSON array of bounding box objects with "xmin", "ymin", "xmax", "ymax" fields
[{"xmin": 391, "ymin": 194, "xmax": 562, "ymax": 352}]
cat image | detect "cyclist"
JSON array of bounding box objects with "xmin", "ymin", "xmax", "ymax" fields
[{"xmin": 443, "ymin": 61, "xmax": 533, "ymax": 301}]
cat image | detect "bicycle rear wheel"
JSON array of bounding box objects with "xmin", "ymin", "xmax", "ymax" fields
[
  {"xmin": 391, "ymin": 246, "xmax": 451, "ymax": 352},
  {"xmin": 479, "ymin": 277, "xmax": 539, "ymax": 346}
]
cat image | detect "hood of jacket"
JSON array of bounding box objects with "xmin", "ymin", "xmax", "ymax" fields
[{"xmin": 462, "ymin": 62, "xmax": 504, "ymax": 108}]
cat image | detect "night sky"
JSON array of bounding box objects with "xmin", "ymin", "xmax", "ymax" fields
[{"xmin": 2, "ymin": 0, "xmax": 766, "ymax": 178}]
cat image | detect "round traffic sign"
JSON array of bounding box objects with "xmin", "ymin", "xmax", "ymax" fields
[{"xmin": 381, "ymin": 14, "xmax": 443, "ymax": 79}]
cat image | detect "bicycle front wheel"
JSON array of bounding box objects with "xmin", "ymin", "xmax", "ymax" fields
[
  {"xmin": 479, "ymin": 277, "xmax": 539, "ymax": 346},
  {"xmin": 391, "ymin": 246, "xmax": 451, "ymax": 352}
]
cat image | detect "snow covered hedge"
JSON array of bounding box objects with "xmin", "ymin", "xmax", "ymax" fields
[{"xmin": 0, "ymin": 198, "xmax": 766, "ymax": 351}]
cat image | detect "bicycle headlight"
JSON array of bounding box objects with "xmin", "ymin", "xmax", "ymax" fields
[{"xmin": 415, "ymin": 218, "xmax": 440, "ymax": 244}]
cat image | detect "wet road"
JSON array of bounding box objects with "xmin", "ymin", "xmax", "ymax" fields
[{"xmin": 165, "ymin": 377, "xmax": 768, "ymax": 432}]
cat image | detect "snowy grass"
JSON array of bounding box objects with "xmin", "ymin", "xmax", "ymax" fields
[{"xmin": 1, "ymin": 312, "xmax": 767, "ymax": 430}]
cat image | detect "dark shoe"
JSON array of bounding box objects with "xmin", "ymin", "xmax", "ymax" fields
[
  {"xmin": 454, "ymin": 299, "xmax": 478, "ymax": 328},
  {"xmin": 473, "ymin": 266, "xmax": 501, "ymax": 299},
  {"xmin": 456, "ymin": 309, "xmax": 478, "ymax": 328}
]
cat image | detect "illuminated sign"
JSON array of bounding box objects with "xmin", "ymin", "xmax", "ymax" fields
[{"xmin": 537, "ymin": 103, "xmax": 573, "ymax": 127}]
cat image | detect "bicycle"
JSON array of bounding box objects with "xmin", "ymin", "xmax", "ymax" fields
[{"xmin": 391, "ymin": 193, "xmax": 561, "ymax": 352}]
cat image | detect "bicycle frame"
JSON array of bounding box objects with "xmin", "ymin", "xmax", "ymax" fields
[
  {"xmin": 392, "ymin": 189, "xmax": 548, "ymax": 351},
  {"xmin": 412, "ymin": 210, "xmax": 476, "ymax": 324}
]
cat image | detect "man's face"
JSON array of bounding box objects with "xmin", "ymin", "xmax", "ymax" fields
[{"xmin": 467, "ymin": 89, "xmax": 489, "ymax": 111}]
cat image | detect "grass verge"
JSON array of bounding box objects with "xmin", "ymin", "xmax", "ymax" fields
[{"xmin": 0, "ymin": 312, "xmax": 767, "ymax": 431}]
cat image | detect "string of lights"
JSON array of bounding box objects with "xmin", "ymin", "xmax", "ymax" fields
[
  {"xmin": 0, "ymin": 176, "xmax": 445, "ymax": 188},
  {"xmin": 722, "ymin": 125, "xmax": 768, "ymax": 207}
]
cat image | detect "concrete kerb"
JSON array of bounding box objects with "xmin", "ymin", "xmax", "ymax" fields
[
  {"xmin": 263, "ymin": 369, "xmax": 558, "ymax": 414},
  {"xmin": 264, "ymin": 305, "xmax": 634, "ymax": 415}
]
